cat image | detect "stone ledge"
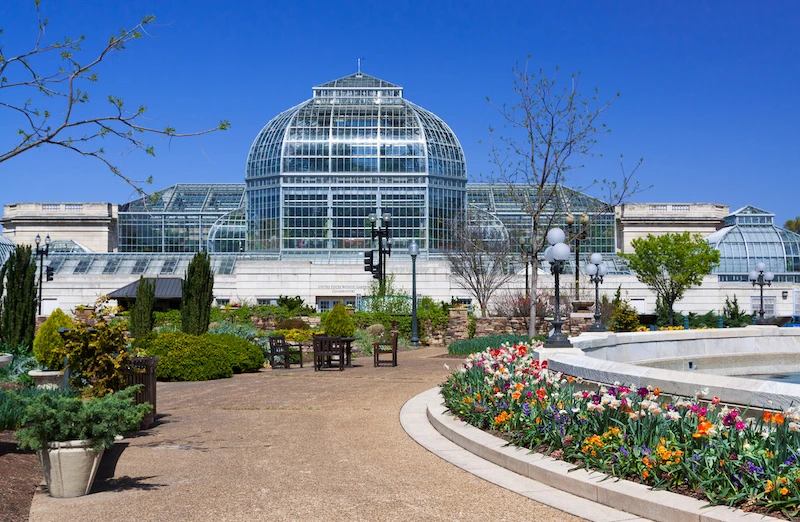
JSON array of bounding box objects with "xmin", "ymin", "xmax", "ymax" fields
[{"xmin": 424, "ymin": 388, "xmax": 776, "ymax": 522}]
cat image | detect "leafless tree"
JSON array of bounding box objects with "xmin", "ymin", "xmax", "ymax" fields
[
  {"xmin": 445, "ymin": 213, "xmax": 517, "ymax": 315},
  {"xmin": 0, "ymin": 6, "xmax": 229, "ymax": 193},
  {"xmin": 487, "ymin": 60, "xmax": 646, "ymax": 336}
]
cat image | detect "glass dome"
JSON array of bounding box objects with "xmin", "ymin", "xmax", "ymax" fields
[
  {"xmin": 706, "ymin": 205, "xmax": 800, "ymax": 281},
  {"xmin": 0, "ymin": 235, "xmax": 15, "ymax": 267},
  {"xmin": 245, "ymin": 72, "xmax": 467, "ymax": 256}
]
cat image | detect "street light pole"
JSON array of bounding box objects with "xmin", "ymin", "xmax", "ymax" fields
[
  {"xmin": 565, "ymin": 213, "xmax": 589, "ymax": 297},
  {"xmin": 408, "ymin": 241, "xmax": 419, "ymax": 345},
  {"xmin": 544, "ymin": 228, "xmax": 572, "ymax": 347},
  {"xmin": 748, "ymin": 262, "xmax": 775, "ymax": 324},
  {"xmin": 586, "ymin": 252, "xmax": 608, "ymax": 332},
  {"xmin": 35, "ymin": 233, "xmax": 51, "ymax": 316},
  {"xmin": 369, "ymin": 212, "xmax": 392, "ymax": 293}
]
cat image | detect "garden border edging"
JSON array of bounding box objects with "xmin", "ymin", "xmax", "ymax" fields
[{"xmin": 422, "ymin": 387, "xmax": 776, "ymax": 522}]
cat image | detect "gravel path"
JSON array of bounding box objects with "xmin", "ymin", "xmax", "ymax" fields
[{"xmin": 29, "ymin": 346, "xmax": 582, "ymax": 521}]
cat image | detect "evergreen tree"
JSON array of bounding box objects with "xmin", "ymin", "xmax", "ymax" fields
[
  {"xmin": 0, "ymin": 246, "xmax": 38, "ymax": 350},
  {"xmin": 181, "ymin": 252, "xmax": 214, "ymax": 336},
  {"xmin": 130, "ymin": 277, "xmax": 156, "ymax": 341}
]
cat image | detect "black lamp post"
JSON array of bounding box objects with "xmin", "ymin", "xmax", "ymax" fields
[
  {"xmin": 544, "ymin": 227, "xmax": 572, "ymax": 347},
  {"xmin": 585, "ymin": 252, "xmax": 608, "ymax": 332},
  {"xmin": 368, "ymin": 212, "xmax": 392, "ymax": 292},
  {"xmin": 748, "ymin": 262, "xmax": 775, "ymax": 324},
  {"xmin": 518, "ymin": 235, "xmax": 532, "ymax": 299},
  {"xmin": 565, "ymin": 213, "xmax": 589, "ymax": 297},
  {"xmin": 408, "ymin": 241, "xmax": 420, "ymax": 345},
  {"xmin": 35, "ymin": 233, "xmax": 51, "ymax": 316}
]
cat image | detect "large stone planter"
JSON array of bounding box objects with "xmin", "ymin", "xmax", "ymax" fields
[
  {"xmin": 0, "ymin": 353, "xmax": 11, "ymax": 368},
  {"xmin": 28, "ymin": 369, "xmax": 68, "ymax": 389},
  {"xmin": 38, "ymin": 439, "xmax": 104, "ymax": 498}
]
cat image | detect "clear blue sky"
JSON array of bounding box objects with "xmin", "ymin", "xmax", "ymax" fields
[{"xmin": 1, "ymin": 1, "xmax": 798, "ymax": 224}]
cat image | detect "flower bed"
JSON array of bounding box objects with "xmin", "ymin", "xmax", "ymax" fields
[{"xmin": 440, "ymin": 343, "xmax": 800, "ymax": 516}]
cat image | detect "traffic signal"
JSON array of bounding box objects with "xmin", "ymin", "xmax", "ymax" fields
[
  {"xmin": 363, "ymin": 251, "xmax": 374, "ymax": 273},
  {"xmin": 45, "ymin": 265, "xmax": 55, "ymax": 282}
]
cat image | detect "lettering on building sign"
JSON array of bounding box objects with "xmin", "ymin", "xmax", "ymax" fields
[{"xmin": 317, "ymin": 284, "xmax": 366, "ymax": 294}]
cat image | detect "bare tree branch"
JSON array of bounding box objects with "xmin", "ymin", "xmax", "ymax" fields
[
  {"xmin": 485, "ymin": 60, "xmax": 650, "ymax": 336},
  {"xmin": 0, "ymin": 5, "xmax": 230, "ymax": 195},
  {"xmin": 445, "ymin": 212, "xmax": 517, "ymax": 315}
]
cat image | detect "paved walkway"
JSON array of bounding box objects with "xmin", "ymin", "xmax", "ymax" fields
[{"xmin": 30, "ymin": 347, "xmax": 581, "ymax": 522}]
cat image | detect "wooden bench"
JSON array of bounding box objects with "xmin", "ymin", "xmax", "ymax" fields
[
  {"xmin": 269, "ymin": 335, "xmax": 303, "ymax": 369},
  {"xmin": 373, "ymin": 332, "xmax": 398, "ymax": 367},
  {"xmin": 313, "ymin": 336, "xmax": 345, "ymax": 371}
]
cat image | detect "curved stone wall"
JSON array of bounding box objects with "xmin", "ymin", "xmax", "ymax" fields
[{"xmin": 534, "ymin": 326, "xmax": 800, "ymax": 410}]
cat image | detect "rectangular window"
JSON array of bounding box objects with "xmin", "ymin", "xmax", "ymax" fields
[
  {"xmin": 64, "ymin": 204, "xmax": 84, "ymax": 212},
  {"xmin": 751, "ymin": 296, "xmax": 776, "ymax": 318},
  {"xmin": 73, "ymin": 259, "xmax": 93, "ymax": 274},
  {"xmin": 160, "ymin": 258, "xmax": 178, "ymax": 274},
  {"xmin": 671, "ymin": 205, "xmax": 689, "ymax": 212},
  {"xmin": 42, "ymin": 203, "xmax": 60, "ymax": 211},
  {"xmin": 216, "ymin": 298, "xmax": 230, "ymax": 306},
  {"xmin": 132, "ymin": 259, "xmax": 150, "ymax": 274},
  {"xmin": 102, "ymin": 258, "xmax": 121, "ymax": 275},
  {"xmin": 649, "ymin": 205, "xmax": 667, "ymax": 212},
  {"xmin": 48, "ymin": 258, "xmax": 65, "ymax": 274},
  {"xmin": 257, "ymin": 298, "xmax": 277, "ymax": 305}
]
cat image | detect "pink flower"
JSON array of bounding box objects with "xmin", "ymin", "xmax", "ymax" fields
[{"xmin": 735, "ymin": 420, "xmax": 746, "ymax": 431}]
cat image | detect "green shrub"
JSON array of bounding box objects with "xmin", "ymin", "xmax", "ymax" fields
[
  {"xmin": 209, "ymin": 321, "xmax": 260, "ymax": 341},
  {"xmin": 276, "ymin": 317, "xmax": 310, "ymax": 330},
  {"xmin": 448, "ymin": 334, "xmax": 542, "ymax": 356},
  {"xmin": 129, "ymin": 277, "xmax": 156, "ymax": 341},
  {"xmin": 32, "ymin": 308, "xmax": 73, "ymax": 370},
  {"xmin": 205, "ymin": 333, "xmax": 264, "ymax": 373},
  {"xmin": 0, "ymin": 387, "xmax": 78, "ymax": 430},
  {"xmin": 147, "ymin": 332, "xmax": 232, "ymax": 381},
  {"xmin": 181, "ymin": 252, "xmax": 214, "ymax": 336},
  {"xmin": 154, "ymin": 309, "xmax": 182, "ymax": 328},
  {"xmin": 15, "ymin": 385, "xmax": 150, "ymax": 451},
  {"xmin": 323, "ymin": 303, "xmax": 355, "ymax": 338},
  {"xmin": 58, "ymin": 315, "xmax": 132, "ymax": 398},
  {"xmin": 608, "ymin": 299, "xmax": 640, "ymax": 332},
  {"xmin": 467, "ymin": 317, "xmax": 476, "ymax": 339}
]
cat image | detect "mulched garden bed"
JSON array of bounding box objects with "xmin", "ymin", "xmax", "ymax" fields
[{"xmin": 0, "ymin": 430, "xmax": 39, "ymax": 522}]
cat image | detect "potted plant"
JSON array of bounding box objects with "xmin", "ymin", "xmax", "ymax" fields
[
  {"xmin": 29, "ymin": 308, "xmax": 73, "ymax": 388},
  {"xmin": 14, "ymin": 385, "xmax": 151, "ymax": 497}
]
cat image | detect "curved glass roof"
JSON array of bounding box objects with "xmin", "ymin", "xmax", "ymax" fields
[
  {"xmin": 706, "ymin": 205, "xmax": 800, "ymax": 278},
  {"xmin": 207, "ymin": 206, "xmax": 246, "ymax": 252},
  {"xmin": 0, "ymin": 235, "xmax": 15, "ymax": 267},
  {"xmin": 245, "ymin": 72, "xmax": 466, "ymax": 182},
  {"xmin": 120, "ymin": 184, "xmax": 244, "ymax": 213}
]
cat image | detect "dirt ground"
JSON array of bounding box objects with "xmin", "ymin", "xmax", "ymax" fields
[{"xmin": 0, "ymin": 430, "xmax": 39, "ymax": 522}]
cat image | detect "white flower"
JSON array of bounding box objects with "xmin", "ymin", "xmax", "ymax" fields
[
  {"xmin": 665, "ymin": 411, "xmax": 681, "ymax": 421},
  {"xmin": 443, "ymin": 363, "xmax": 450, "ymax": 370},
  {"xmin": 695, "ymin": 387, "xmax": 709, "ymax": 399}
]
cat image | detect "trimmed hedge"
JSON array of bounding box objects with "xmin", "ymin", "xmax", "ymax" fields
[
  {"xmin": 146, "ymin": 332, "xmax": 233, "ymax": 381},
  {"xmin": 204, "ymin": 333, "xmax": 264, "ymax": 373},
  {"xmin": 447, "ymin": 334, "xmax": 544, "ymax": 356}
]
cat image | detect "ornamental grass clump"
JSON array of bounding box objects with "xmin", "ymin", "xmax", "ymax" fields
[{"xmin": 441, "ymin": 343, "xmax": 800, "ymax": 514}]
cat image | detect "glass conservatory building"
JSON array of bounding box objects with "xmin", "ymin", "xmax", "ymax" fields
[
  {"xmin": 707, "ymin": 206, "xmax": 800, "ymax": 283},
  {"xmin": 245, "ymin": 72, "xmax": 467, "ymax": 259},
  {"xmin": 117, "ymin": 184, "xmax": 245, "ymax": 253}
]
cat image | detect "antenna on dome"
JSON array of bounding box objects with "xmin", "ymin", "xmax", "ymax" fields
[{"xmin": 357, "ymin": 57, "xmax": 363, "ymax": 75}]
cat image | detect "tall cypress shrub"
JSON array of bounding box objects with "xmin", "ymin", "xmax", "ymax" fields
[
  {"xmin": 181, "ymin": 252, "xmax": 214, "ymax": 336},
  {"xmin": 130, "ymin": 277, "xmax": 156, "ymax": 341},
  {"xmin": 0, "ymin": 245, "xmax": 38, "ymax": 350}
]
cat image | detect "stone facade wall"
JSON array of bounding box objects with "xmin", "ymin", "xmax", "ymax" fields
[{"xmin": 445, "ymin": 311, "xmax": 598, "ymax": 345}]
